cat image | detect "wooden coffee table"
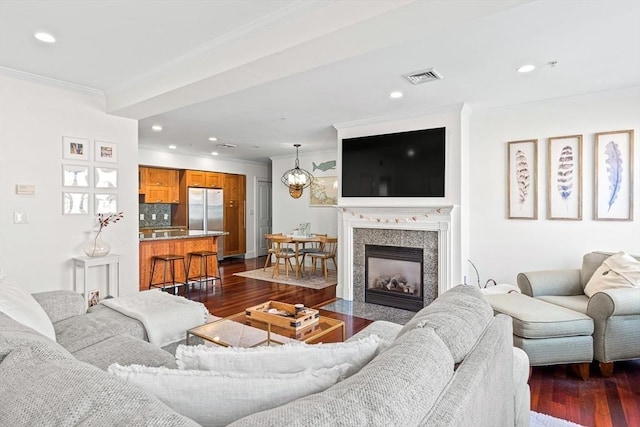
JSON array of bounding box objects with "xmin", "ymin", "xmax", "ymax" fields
[{"xmin": 186, "ymin": 310, "xmax": 345, "ymax": 348}]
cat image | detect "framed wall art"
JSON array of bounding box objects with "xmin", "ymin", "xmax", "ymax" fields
[
  {"xmin": 62, "ymin": 136, "xmax": 89, "ymax": 161},
  {"xmin": 507, "ymin": 139, "xmax": 538, "ymax": 219},
  {"xmin": 95, "ymin": 193, "xmax": 118, "ymax": 214},
  {"xmin": 63, "ymin": 192, "xmax": 89, "ymax": 215},
  {"xmin": 310, "ymin": 176, "xmax": 338, "ymax": 206},
  {"xmin": 594, "ymin": 129, "xmax": 634, "ymax": 221},
  {"xmin": 94, "ymin": 167, "xmax": 118, "ymax": 189},
  {"xmin": 62, "ymin": 164, "xmax": 90, "ymax": 188},
  {"xmin": 94, "ymin": 140, "xmax": 118, "ymax": 163},
  {"xmin": 547, "ymin": 135, "xmax": 582, "ymax": 220}
]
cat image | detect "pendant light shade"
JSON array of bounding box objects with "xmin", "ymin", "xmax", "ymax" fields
[{"xmin": 281, "ymin": 144, "xmax": 313, "ymax": 199}]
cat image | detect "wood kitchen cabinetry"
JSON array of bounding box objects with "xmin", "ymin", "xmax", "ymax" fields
[
  {"xmin": 139, "ymin": 167, "xmax": 180, "ymax": 203},
  {"xmin": 223, "ymin": 173, "xmax": 246, "ymax": 256},
  {"xmin": 184, "ymin": 170, "xmax": 223, "ymax": 188}
]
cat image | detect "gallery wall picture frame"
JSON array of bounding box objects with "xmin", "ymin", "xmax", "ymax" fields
[
  {"xmin": 94, "ymin": 140, "xmax": 118, "ymax": 163},
  {"xmin": 507, "ymin": 139, "xmax": 538, "ymax": 219},
  {"xmin": 547, "ymin": 135, "xmax": 583, "ymax": 220},
  {"xmin": 310, "ymin": 176, "xmax": 338, "ymax": 206},
  {"xmin": 62, "ymin": 136, "xmax": 90, "ymax": 161},
  {"xmin": 63, "ymin": 192, "xmax": 89, "ymax": 215},
  {"xmin": 62, "ymin": 164, "xmax": 90, "ymax": 188},
  {"xmin": 95, "ymin": 193, "xmax": 118, "ymax": 214},
  {"xmin": 94, "ymin": 167, "xmax": 118, "ymax": 189},
  {"xmin": 594, "ymin": 129, "xmax": 634, "ymax": 221}
]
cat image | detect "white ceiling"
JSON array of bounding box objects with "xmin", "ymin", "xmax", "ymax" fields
[{"xmin": 1, "ymin": 0, "xmax": 639, "ymax": 163}]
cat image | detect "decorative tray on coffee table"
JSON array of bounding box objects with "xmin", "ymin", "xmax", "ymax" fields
[{"xmin": 245, "ymin": 301, "xmax": 319, "ymax": 331}]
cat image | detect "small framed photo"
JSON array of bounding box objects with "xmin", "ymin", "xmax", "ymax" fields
[
  {"xmin": 547, "ymin": 135, "xmax": 582, "ymax": 220},
  {"xmin": 507, "ymin": 139, "xmax": 538, "ymax": 219},
  {"xmin": 62, "ymin": 164, "xmax": 90, "ymax": 188},
  {"xmin": 95, "ymin": 193, "xmax": 118, "ymax": 214},
  {"xmin": 62, "ymin": 136, "xmax": 89, "ymax": 161},
  {"xmin": 63, "ymin": 192, "xmax": 89, "ymax": 215},
  {"xmin": 94, "ymin": 167, "xmax": 118, "ymax": 189},
  {"xmin": 594, "ymin": 130, "xmax": 634, "ymax": 221},
  {"xmin": 88, "ymin": 289, "xmax": 100, "ymax": 307},
  {"xmin": 94, "ymin": 140, "xmax": 118, "ymax": 163}
]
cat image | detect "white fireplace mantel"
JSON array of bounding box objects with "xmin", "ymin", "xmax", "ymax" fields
[{"xmin": 337, "ymin": 206, "xmax": 454, "ymax": 301}]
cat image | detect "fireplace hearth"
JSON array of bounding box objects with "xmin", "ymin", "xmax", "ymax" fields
[{"xmin": 365, "ymin": 244, "xmax": 424, "ymax": 311}]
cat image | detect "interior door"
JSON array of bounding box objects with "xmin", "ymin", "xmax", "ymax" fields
[{"xmin": 256, "ymin": 179, "xmax": 272, "ymax": 257}]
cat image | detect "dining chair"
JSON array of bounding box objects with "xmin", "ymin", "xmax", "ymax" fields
[
  {"xmin": 300, "ymin": 233, "xmax": 327, "ymax": 275},
  {"xmin": 262, "ymin": 233, "xmax": 285, "ymax": 271},
  {"xmin": 270, "ymin": 235, "xmax": 300, "ymax": 279},
  {"xmin": 308, "ymin": 236, "xmax": 338, "ymax": 281}
]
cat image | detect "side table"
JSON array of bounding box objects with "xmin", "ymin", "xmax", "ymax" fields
[{"xmin": 73, "ymin": 254, "xmax": 120, "ymax": 306}]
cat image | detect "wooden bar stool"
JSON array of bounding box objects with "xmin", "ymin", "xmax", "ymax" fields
[
  {"xmin": 187, "ymin": 250, "xmax": 222, "ymax": 300},
  {"xmin": 149, "ymin": 254, "xmax": 188, "ymax": 297}
]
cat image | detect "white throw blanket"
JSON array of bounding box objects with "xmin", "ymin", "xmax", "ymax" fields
[{"xmin": 102, "ymin": 291, "xmax": 209, "ymax": 347}]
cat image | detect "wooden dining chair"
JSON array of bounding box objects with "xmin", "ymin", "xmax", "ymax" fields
[
  {"xmin": 308, "ymin": 236, "xmax": 338, "ymax": 281},
  {"xmin": 270, "ymin": 235, "xmax": 300, "ymax": 279},
  {"xmin": 300, "ymin": 233, "xmax": 327, "ymax": 275},
  {"xmin": 262, "ymin": 233, "xmax": 284, "ymax": 271}
]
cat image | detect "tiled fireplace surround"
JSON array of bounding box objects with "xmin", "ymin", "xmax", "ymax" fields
[{"xmin": 338, "ymin": 206, "xmax": 453, "ymax": 306}]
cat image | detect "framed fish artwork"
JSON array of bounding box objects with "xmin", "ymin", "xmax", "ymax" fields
[
  {"xmin": 507, "ymin": 139, "xmax": 538, "ymax": 219},
  {"xmin": 594, "ymin": 130, "xmax": 634, "ymax": 221},
  {"xmin": 547, "ymin": 135, "xmax": 582, "ymax": 220}
]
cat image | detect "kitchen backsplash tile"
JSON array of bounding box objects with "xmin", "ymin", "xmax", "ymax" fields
[{"xmin": 139, "ymin": 203, "xmax": 171, "ymax": 228}]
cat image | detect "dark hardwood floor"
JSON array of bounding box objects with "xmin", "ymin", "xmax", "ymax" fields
[{"xmin": 191, "ymin": 256, "xmax": 639, "ymax": 427}]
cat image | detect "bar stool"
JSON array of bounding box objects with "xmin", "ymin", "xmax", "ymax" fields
[
  {"xmin": 149, "ymin": 254, "xmax": 189, "ymax": 297},
  {"xmin": 187, "ymin": 251, "xmax": 222, "ymax": 300}
]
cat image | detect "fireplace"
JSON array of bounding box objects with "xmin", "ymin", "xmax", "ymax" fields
[{"xmin": 365, "ymin": 244, "xmax": 424, "ymax": 311}]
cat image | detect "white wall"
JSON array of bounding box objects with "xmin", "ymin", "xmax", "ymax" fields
[
  {"xmin": 469, "ymin": 87, "xmax": 640, "ymax": 285},
  {"xmin": 0, "ymin": 75, "xmax": 139, "ymax": 294},
  {"xmin": 271, "ymin": 148, "xmax": 339, "ymax": 237},
  {"xmin": 138, "ymin": 148, "xmax": 270, "ymax": 258}
]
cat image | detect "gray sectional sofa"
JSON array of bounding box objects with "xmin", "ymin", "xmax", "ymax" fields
[{"xmin": 0, "ymin": 285, "xmax": 530, "ymax": 426}]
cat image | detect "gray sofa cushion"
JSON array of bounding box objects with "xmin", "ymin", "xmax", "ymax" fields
[
  {"xmin": 73, "ymin": 334, "xmax": 177, "ymax": 371},
  {"xmin": 0, "ymin": 312, "xmax": 71, "ymax": 362},
  {"xmin": 396, "ymin": 284, "xmax": 494, "ymax": 363},
  {"xmin": 55, "ymin": 304, "xmax": 147, "ymax": 353},
  {"xmin": 0, "ymin": 345, "xmax": 198, "ymax": 427},
  {"xmin": 229, "ymin": 326, "xmax": 455, "ymax": 427},
  {"xmin": 537, "ymin": 295, "xmax": 589, "ymax": 314},
  {"xmin": 32, "ymin": 290, "xmax": 85, "ymax": 323}
]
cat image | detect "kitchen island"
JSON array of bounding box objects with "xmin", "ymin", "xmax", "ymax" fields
[{"xmin": 139, "ymin": 230, "xmax": 227, "ymax": 291}]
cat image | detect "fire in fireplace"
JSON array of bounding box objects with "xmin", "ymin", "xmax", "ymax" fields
[{"xmin": 365, "ymin": 244, "xmax": 424, "ymax": 311}]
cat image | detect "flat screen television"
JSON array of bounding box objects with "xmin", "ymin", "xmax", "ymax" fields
[{"xmin": 341, "ymin": 127, "xmax": 446, "ymax": 197}]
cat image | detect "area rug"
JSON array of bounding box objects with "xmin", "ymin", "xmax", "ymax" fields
[
  {"xmin": 530, "ymin": 411, "xmax": 584, "ymax": 427},
  {"xmin": 233, "ymin": 267, "xmax": 337, "ymax": 290}
]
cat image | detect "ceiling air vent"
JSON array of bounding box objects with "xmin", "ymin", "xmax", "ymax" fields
[
  {"xmin": 216, "ymin": 143, "xmax": 238, "ymax": 149},
  {"xmin": 403, "ymin": 68, "xmax": 443, "ymax": 85}
]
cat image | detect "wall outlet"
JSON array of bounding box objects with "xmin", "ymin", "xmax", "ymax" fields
[
  {"xmin": 151, "ymin": 214, "xmax": 156, "ymax": 220},
  {"xmin": 139, "ymin": 214, "xmax": 144, "ymax": 220},
  {"xmin": 164, "ymin": 214, "xmax": 169, "ymax": 220},
  {"xmin": 13, "ymin": 211, "xmax": 29, "ymax": 224}
]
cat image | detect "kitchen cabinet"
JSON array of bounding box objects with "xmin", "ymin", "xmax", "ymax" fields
[
  {"xmin": 185, "ymin": 170, "xmax": 223, "ymax": 188},
  {"xmin": 223, "ymin": 173, "xmax": 246, "ymax": 256},
  {"xmin": 139, "ymin": 167, "xmax": 180, "ymax": 203}
]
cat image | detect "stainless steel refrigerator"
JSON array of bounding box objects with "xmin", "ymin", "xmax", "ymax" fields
[{"xmin": 188, "ymin": 188, "xmax": 224, "ymax": 259}]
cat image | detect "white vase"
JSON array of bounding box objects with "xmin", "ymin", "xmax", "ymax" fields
[{"xmin": 84, "ymin": 232, "xmax": 111, "ymax": 257}]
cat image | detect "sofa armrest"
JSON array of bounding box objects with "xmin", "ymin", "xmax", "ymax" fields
[
  {"xmin": 32, "ymin": 291, "xmax": 86, "ymax": 323},
  {"xmin": 517, "ymin": 269, "xmax": 582, "ymax": 297},
  {"xmin": 587, "ymin": 288, "xmax": 640, "ymax": 320}
]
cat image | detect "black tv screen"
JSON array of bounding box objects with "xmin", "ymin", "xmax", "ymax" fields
[{"xmin": 341, "ymin": 127, "xmax": 446, "ymax": 197}]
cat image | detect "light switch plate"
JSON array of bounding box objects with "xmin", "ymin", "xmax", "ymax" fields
[
  {"xmin": 139, "ymin": 214, "xmax": 144, "ymax": 220},
  {"xmin": 164, "ymin": 214, "xmax": 169, "ymax": 220},
  {"xmin": 13, "ymin": 211, "xmax": 28, "ymax": 224},
  {"xmin": 151, "ymin": 214, "xmax": 156, "ymax": 220}
]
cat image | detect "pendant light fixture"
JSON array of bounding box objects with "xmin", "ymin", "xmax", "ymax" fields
[{"xmin": 281, "ymin": 144, "xmax": 313, "ymax": 199}]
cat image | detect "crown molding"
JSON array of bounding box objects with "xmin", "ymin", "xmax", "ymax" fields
[{"xmin": 0, "ymin": 66, "xmax": 104, "ymax": 98}]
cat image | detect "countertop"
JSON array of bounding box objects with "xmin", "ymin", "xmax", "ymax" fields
[{"xmin": 139, "ymin": 230, "xmax": 228, "ymax": 241}]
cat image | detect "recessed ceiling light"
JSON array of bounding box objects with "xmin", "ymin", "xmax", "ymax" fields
[
  {"xmin": 516, "ymin": 64, "xmax": 536, "ymax": 73},
  {"xmin": 389, "ymin": 91, "xmax": 403, "ymax": 99},
  {"xmin": 208, "ymin": 137, "xmax": 218, "ymax": 142},
  {"xmin": 211, "ymin": 151, "xmax": 219, "ymax": 156},
  {"xmin": 168, "ymin": 145, "xmax": 177, "ymax": 149},
  {"xmin": 151, "ymin": 125, "xmax": 163, "ymax": 131},
  {"xmin": 34, "ymin": 32, "xmax": 56, "ymax": 43}
]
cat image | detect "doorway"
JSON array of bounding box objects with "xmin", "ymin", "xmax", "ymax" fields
[{"xmin": 256, "ymin": 179, "xmax": 272, "ymax": 256}]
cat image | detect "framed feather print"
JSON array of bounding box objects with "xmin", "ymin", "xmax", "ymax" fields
[
  {"xmin": 594, "ymin": 130, "xmax": 634, "ymax": 221},
  {"xmin": 507, "ymin": 139, "xmax": 538, "ymax": 219},
  {"xmin": 547, "ymin": 135, "xmax": 582, "ymax": 220}
]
